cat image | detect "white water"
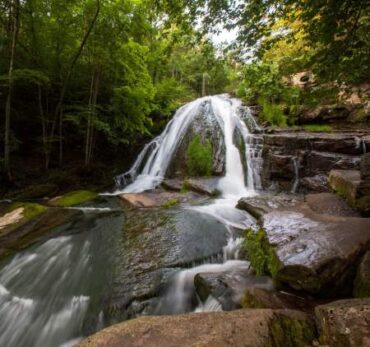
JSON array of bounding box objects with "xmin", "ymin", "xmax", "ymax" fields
[
  {"xmin": 112, "ymin": 94, "xmax": 262, "ymax": 195},
  {"xmin": 291, "ymin": 156, "xmax": 301, "ymax": 193}
]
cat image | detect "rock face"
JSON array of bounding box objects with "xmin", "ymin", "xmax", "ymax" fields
[
  {"xmin": 261, "ymin": 131, "xmax": 368, "ymax": 192},
  {"xmin": 194, "ymin": 269, "xmax": 273, "ymax": 310},
  {"xmin": 329, "ymin": 170, "xmax": 362, "ymax": 206},
  {"xmin": 109, "ymin": 206, "xmax": 237, "ymax": 318},
  {"xmin": 78, "ymin": 309, "xmax": 316, "ymax": 347},
  {"xmin": 242, "ymin": 193, "xmax": 370, "ymax": 296},
  {"xmin": 315, "ymin": 299, "xmax": 370, "ymax": 347},
  {"xmin": 354, "ymin": 251, "xmax": 370, "ymax": 298},
  {"xmin": 165, "ymin": 103, "xmax": 226, "ymax": 178}
]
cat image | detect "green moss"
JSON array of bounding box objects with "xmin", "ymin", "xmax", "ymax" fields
[
  {"xmin": 186, "ymin": 135, "xmax": 213, "ymax": 176},
  {"xmin": 50, "ymin": 190, "xmax": 97, "ymax": 207},
  {"xmin": 243, "ymin": 228, "xmax": 281, "ymax": 277},
  {"xmin": 270, "ymin": 314, "xmax": 316, "ymax": 347},
  {"xmin": 303, "ymin": 124, "xmax": 333, "ymax": 132},
  {"xmin": 161, "ymin": 198, "xmax": 179, "ymax": 209},
  {"xmin": 6, "ymin": 202, "xmax": 48, "ymax": 223}
]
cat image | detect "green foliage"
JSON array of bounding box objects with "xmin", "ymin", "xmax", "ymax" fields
[
  {"xmin": 51, "ymin": 190, "xmax": 97, "ymax": 207},
  {"xmin": 186, "ymin": 135, "xmax": 213, "ymax": 177},
  {"xmin": 303, "ymin": 124, "xmax": 333, "ymax": 132},
  {"xmin": 258, "ymin": 97, "xmax": 287, "ymax": 127}
]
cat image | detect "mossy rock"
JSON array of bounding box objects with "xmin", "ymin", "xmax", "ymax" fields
[
  {"xmin": 6, "ymin": 202, "xmax": 48, "ymax": 222},
  {"xmin": 355, "ymin": 196, "xmax": 370, "ymax": 217},
  {"xmin": 270, "ymin": 311, "xmax": 316, "ymax": 347},
  {"xmin": 161, "ymin": 198, "xmax": 179, "ymax": 209},
  {"xmin": 242, "ymin": 228, "xmax": 281, "ymax": 278},
  {"xmin": 49, "ymin": 190, "xmax": 98, "ymax": 207}
]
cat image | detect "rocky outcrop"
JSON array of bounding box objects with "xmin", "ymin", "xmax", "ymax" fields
[
  {"xmin": 315, "ymin": 299, "xmax": 370, "ymax": 347},
  {"xmin": 329, "ymin": 170, "xmax": 362, "ymax": 206},
  {"xmin": 109, "ymin": 207, "xmax": 232, "ymax": 318},
  {"xmin": 354, "ymin": 252, "xmax": 370, "ymax": 298},
  {"xmin": 261, "ymin": 131, "xmax": 368, "ymax": 192},
  {"xmin": 78, "ymin": 309, "xmax": 316, "ymax": 347},
  {"xmin": 184, "ymin": 178, "xmax": 221, "ymax": 196},
  {"xmin": 165, "ymin": 103, "xmax": 226, "ymax": 178},
  {"xmin": 242, "ymin": 193, "xmax": 370, "ymax": 296}
]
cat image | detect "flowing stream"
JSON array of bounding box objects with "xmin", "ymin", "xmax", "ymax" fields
[{"xmin": 0, "ymin": 94, "xmax": 262, "ymax": 346}]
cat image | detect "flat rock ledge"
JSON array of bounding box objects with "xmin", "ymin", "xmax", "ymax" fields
[{"xmin": 78, "ymin": 309, "xmax": 316, "ymax": 347}]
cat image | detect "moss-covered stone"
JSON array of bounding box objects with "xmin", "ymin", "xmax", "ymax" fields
[
  {"xmin": 328, "ymin": 170, "xmax": 361, "ymax": 207},
  {"xmin": 270, "ymin": 312, "xmax": 316, "ymax": 347},
  {"xmin": 186, "ymin": 135, "xmax": 213, "ymax": 177},
  {"xmin": 161, "ymin": 198, "xmax": 179, "ymax": 209},
  {"xmin": 353, "ymin": 251, "xmax": 370, "ymax": 298},
  {"xmin": 243, "ymin": 228, "xmax": 281, "ymax": 278},
  {"xmin": 6, "ymin": 202, "xmax": 48, "ymax": 222},
  {"xmin": 49, "ymin": 190, "xmax": 98, "ymax": 207}
]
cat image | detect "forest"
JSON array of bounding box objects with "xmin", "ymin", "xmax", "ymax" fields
[{"xmin": 0, "ymin": 0, "xmax": 369, "ymax": 196}]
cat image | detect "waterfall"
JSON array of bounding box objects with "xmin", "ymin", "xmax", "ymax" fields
[
  {"xmin": 112, "ymin": 94, "xmax": 262, "ymax": 195},
  {"xmin": 291, "ymin": 156, "xmax": 300, "ymax": 193}
]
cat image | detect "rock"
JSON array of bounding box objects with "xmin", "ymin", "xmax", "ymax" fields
[
  {"xmin": 194, "ymin": 269, "xmax": 273, "ymax": 310},
  {"xmin": 78, "ymin": 309, "xmax": 316, "ymax": 347},
  {"xmin": 296, "ymin": 104, "xmax": 352, "ymax": 124},
  {"xmin": 300, "ymin": 174, "xmax": 329, "ymax": 193},
  {"xmin": 184, "ymin": 178, "xmax": 221, "ymax": 196},
  {"xmin": 241, "ymin": 288, "xmax": 312, "ymax": 311},
  {"xmin": 161, "ymin": 179, "xmax": 184, "ymax": 191},
  {"xmin": 305, "ymin": 193, "xmax": 359, "ymax": 217},
  {"xmin": 237, "ymin": 194, "xmax": 302, "ymax": 220},
  {"xmin": 12, "ymin": 183, "xmax": 59, "ymax": 200},
  {"xmin": 354, "ymin": 252, "xmax": 370, "ymax": 298},
  {"xmin": 48, "ymin": 190, "xmax": 98, "ymax": 207},
  {"xmin": 356, "ymin": 196, "xmax": 370, "ymax": 216},
  {"xmin": 360, "ymin": 153, "xmax": 370, "ymax": 180},
  {"xmin": 165, "ymin": 101, "xmax": 226, "ymax": 178},
  {"xmin": 305, "ymin": 151, "xmax": 360, "ymax": 176},
  {"xmin": 244, "ymin": 195, "xmax": 370, "ymax": 296},
  {"xmin": 0, "ymin": 207, "xmax": 81, "ymax": 260},
  {"xmin": 110, "ymin": 207, "xmax": 239, "ymax": 317},
  {"xmin": 329, "ymin": 169, "xmax": 361, "ymax": 206},
  {"xmin": 119, "ymin": 191, "xmax": 198, "ymax": 208},
  {"xmin": 315, "ymin": 298, "xmax": 370, "ymax": 347}
]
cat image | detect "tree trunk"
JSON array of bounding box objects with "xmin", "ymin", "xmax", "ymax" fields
[
  {"xmin": 45, "ymin": 0, "xmax": 100, "ymax": 168},
  {"xmin": 4, "ymin": 0, "xmax": 20, "ymax": 181}
]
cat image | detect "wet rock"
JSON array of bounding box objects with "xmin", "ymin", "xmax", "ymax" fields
[
  {"xmin": 244, "ymin": 195, "xmax": 370, "ymax": 296},
  {"xmin": 305, "ymin": 151, "xmax": 360, "ymax": 176},
  {"xmin": 360, "ymin": 153, "xmax": 370, "ymax": 180},
  {"xmin": 161, "ymin": 179, "xmax": 183, "ymax": 191},
  {"xmin": 118, "ymin": 191, "xmax": 199, "ymax": 208},
  {"xmin": 315, "ymin": 298, "xmax": 370, "ymax": 347},
  {"xmin": 300, "ymin": 174, "xmax": 329, "ymax": 193},
  {"xmin": 165, "ymin": 102, "xmax": 226, "ymax": 178},
  {"xmin": 305, "ymin": 193, "xmax": 359, "ymax": 217},
  {"xmin": 48, "ymin": 190, "xmax": 98, "ymax": 207},
  {"xmin": 241, "ymin": 288, "xmax": 312, "ymax": 311},
  {"xmin": 0, "ymin": 207, "xmax": 82, "ymax": 260},
  {"xmin": 237, "ymin": 194, "xmax": 302, "ymax": 220},
  {"xmin": 329, "ymin": 169, "xmax": 361, "ymax": 206},
  {"xmin": 354, "ymin": 251, "xmax": 370, "ymax": 298},
  {"xmin": 110, "ymin": 207, "xmax": 231, "ymax": 316},
  {"xmin": 194, "ymin": 269, "xmax": 273, "ymax": 310},
  {"xmin": 78, "ymin": 309, "xmax": 316, "ymax": 347},
  {"xmin": 183, "ymin": 178, "xmax": 221, "ymax": 196}
]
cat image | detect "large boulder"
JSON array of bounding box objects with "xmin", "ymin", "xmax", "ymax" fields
[
  {"xmin": 360, "ymin": 153, "xmax": 370, "ymax": 180},
  {"xmin": 109, "ymin": 206, "xmax": 238, "ymax": 318},
  {"xmin": 315, "ymin": 299, "xmax": 370, "ymax": 347},
  {"xmin": 78, "ymin": 309, "xmax": 316, "ymax": 347},
  {"xmin": 243, "ymin": 193, "xmax": 370, "ymax": 296},
  {"xmin": 300, "ymin": 174, "xmax": 329, "ymax": 193}
]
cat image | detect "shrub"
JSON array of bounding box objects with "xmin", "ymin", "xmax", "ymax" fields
[
  {"xmin": 186, "ymin": 135, "xmax": 213, "ymax": 176},
  {"xmin": 258, "ymin": 97, "xmax": 287, "ymax": 127}
]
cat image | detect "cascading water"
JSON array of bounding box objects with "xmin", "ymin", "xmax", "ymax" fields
[
  {"xmin": 114, "ymin": 94, "xmax": 263, "ymax": 314},
  {"xmin": 112, "ymin": 94, "xmax": 263, "ymax": 195}
]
